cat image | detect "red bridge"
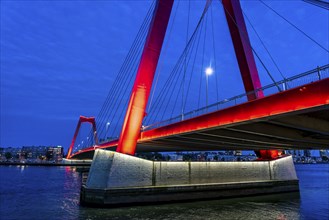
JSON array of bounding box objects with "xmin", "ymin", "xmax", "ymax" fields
[{"xmin": 66, "ymin": 0, "xmax": 329, "ymax": 160}]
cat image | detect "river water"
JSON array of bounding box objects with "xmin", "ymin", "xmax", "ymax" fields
[{"xmin": 0, "ymin": 164, "xmax": 328, "ymax": 220}]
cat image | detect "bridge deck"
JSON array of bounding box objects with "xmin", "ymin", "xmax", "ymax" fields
[{"xmin": 71, "ymin": 78, "xmax": 329, "ymax": 159}]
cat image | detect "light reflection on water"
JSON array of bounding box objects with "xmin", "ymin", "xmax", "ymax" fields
[
  {"xmin": 0, "ymin": 164, "xmax": 328, "ymax": 220},
  {"xmin": 78, "ymin": 193, "xmax": 301, "ymax": 220}
]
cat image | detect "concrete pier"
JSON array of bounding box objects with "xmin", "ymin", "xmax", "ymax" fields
[
  {"xmin": 80, "ymin": 149, "xmax": 299, "ymax": 206},
  {"xmin": 62, "ymin": 158, "xmax": 92, "ymax": 166}
]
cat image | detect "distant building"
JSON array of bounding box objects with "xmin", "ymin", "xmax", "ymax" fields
[
  {"xmin": 46, "ymin": 146, "xmax": 63, "ymax": 162},
  {"xmin": 0, "ymin": 145, "xmax": 63, "ymax": 162},
  {"xmin": 225, "ymin": 150, "xmax": 234, "ymax": 156},
  {"xmin": 320, "ymin": 150, "xmax": 329, "ymax": 161},
  {"xmin": 0, "ymin": 147, "xmax": 4, "ymax": 160},
  {"xmin": 304, "ymin": 150, "xmax": 311, "ymax": 157},
  {"xmin": 293, "ymin": 150, "xmax": 303, "ymax": 156},
  {"xmin": 286, "ymin": 150, "xmax": 294, "ymax": 155},
  {"xmin": 234, "ymin": 150, "xmax": 242, "ymax": 156},
  {"xmin": 2, "ymin": 147, "xmax": 21, "ymax": 160}
]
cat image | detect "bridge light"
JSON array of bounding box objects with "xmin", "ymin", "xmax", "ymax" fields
[
  {"xmin": 205, "ymin": 66, "xmax": 214, "ymax": 108},
  {"xmin": 205, "ymin": 67, "xmax": 213, "ymax": 76},
  {"xmin": 106, "ymin": 122, "xmax": 111, "ymax": 139}
]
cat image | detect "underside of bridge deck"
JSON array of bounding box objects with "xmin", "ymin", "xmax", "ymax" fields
[
  {"xmin": 137, "ymin": 105, "xmax": 329, "ymax": 152},
  {"xmin": 71, "ymin": 104, "xmax": 328, "ymax": 159},
  {"xmin": 70, "ymin": 78, "xmax": 328, "ymax": 159}
]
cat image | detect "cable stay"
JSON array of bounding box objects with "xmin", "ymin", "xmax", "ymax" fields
[
  {"xmin": 73, "ymin": 0, "xmax": 328, "ymax": 154},
  {"xmin": 303, "ymin": 0, "xmax": 329, "ymax": 10},
  {"xmin": 100, "ymin": 2, "xmax": 155, "ymax": 138},
  {"xmin": 90, "ymin": 5, "xmax": 152, "ymax": 147},
  {"xmin": 182, "ymin": 17, "xmax": 205, "ymax": 118},
  {"xmin": 144, "ymin": 0, "xmax": 213, "ymax": 126},
  {"xmin": 259, "ymin": 0, "xmax": 329, "ymax": 53},
  {"xmin": 210, "ymin": 5, "xmax": 220, "ymax": 103},
  {"xmin": 74, "ymin": 1, "xmax": 156, "ymax": 153},
  {"xmin": 220, "ymin": 0, "xmax": 282, "ymax": 92},
  {"xmin": 241, "ymin": 9, "xmax": 287, "ymax": 82},
  {"xmin": 147, "ymin": 0, "xmax": 181, "ymax": 114},
  {"xmin": 197, "ymin": 12, "xmax": 208, "ymax": 109},
  {"xmin": 182, "ymin": 0, "xmax": 191, "ymax": 120}
]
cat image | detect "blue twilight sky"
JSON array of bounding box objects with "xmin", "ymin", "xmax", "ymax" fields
[{"xmin": 1, "ymin": 0, "xmax": 328, "ymax": 152}]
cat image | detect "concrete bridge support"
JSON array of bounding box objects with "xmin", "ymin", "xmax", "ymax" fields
[{"xmin": 80, "ymin": 149, "xmax": 299, "ymax": 206}]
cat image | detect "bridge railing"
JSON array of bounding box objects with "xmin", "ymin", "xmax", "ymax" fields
[{"xmin": 143, "ymin": 64, "xmax": 329, "ymax": 131}]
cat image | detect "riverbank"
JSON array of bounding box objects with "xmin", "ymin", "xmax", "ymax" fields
[{"xmin": 0, "ymin": 162, "xmax": 91, "ymax": 166}]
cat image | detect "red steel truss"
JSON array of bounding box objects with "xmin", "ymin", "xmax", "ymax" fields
[
  {"xmin": 66, "ymin": 116, "xmax": 98, "ymax": 159},
  {"xmin": 116, "ymin": 0, "xmax": 174, "ymax": 155}
]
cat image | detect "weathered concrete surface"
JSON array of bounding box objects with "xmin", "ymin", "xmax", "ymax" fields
[
  {"xmin": 62, "ymin": 158, "xmax": 92, "ymax": 165},
  {"xmin": 81, "ymin": 180, "xmax": 299, "ymax": 206},
  {"xmin": 86, "ymin": 150, "xmax": 153, "ymax": 189},
  {"xmin": 82, "ymin": 149, "xmax": 299, "ymax": 206},
  {"xmin": 270, "ymin": 156, "xmax": 298, "ymax": 180}
]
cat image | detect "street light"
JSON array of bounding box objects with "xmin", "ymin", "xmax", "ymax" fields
[
  {"xmin": 106, "ymin": 122, "xmax": 110, "ymax": 140},
  {"xmin": 93, "ymin": 131, "xmax": 97, "ymax": 146},
  {"xmin": 205, "ymin": 67, "xmax": 213, "ymax": 75},
  {"xmin": 205, "ymin": 66, "xmax": 214, "ymax": 108}
]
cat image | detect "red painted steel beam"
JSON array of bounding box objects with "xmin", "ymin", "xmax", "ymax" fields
[
  {"xmin": 66, "ymin": 116, "xmax": 98, "ymax": 159},
  {"xmin": 222, "ymin": 0, "xmax": 276, "ymax": 159},
  {"xmin": 69, "ymin": 139, "xmax": 118, "ymax": 159},
  {"xmin": 222, "ymin": 0, "xmax": 264, "ymax": 100},
  {"xmin": 71, "ymin": 78, "xmax": 329, "ymax": 158},
  {"xmin": 117, "ymin": 0, "xmax": 174, "ymax": 155},
  {"xmin": 140, "ymin": 78, "xmax": 329, "ymax": 142}
]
